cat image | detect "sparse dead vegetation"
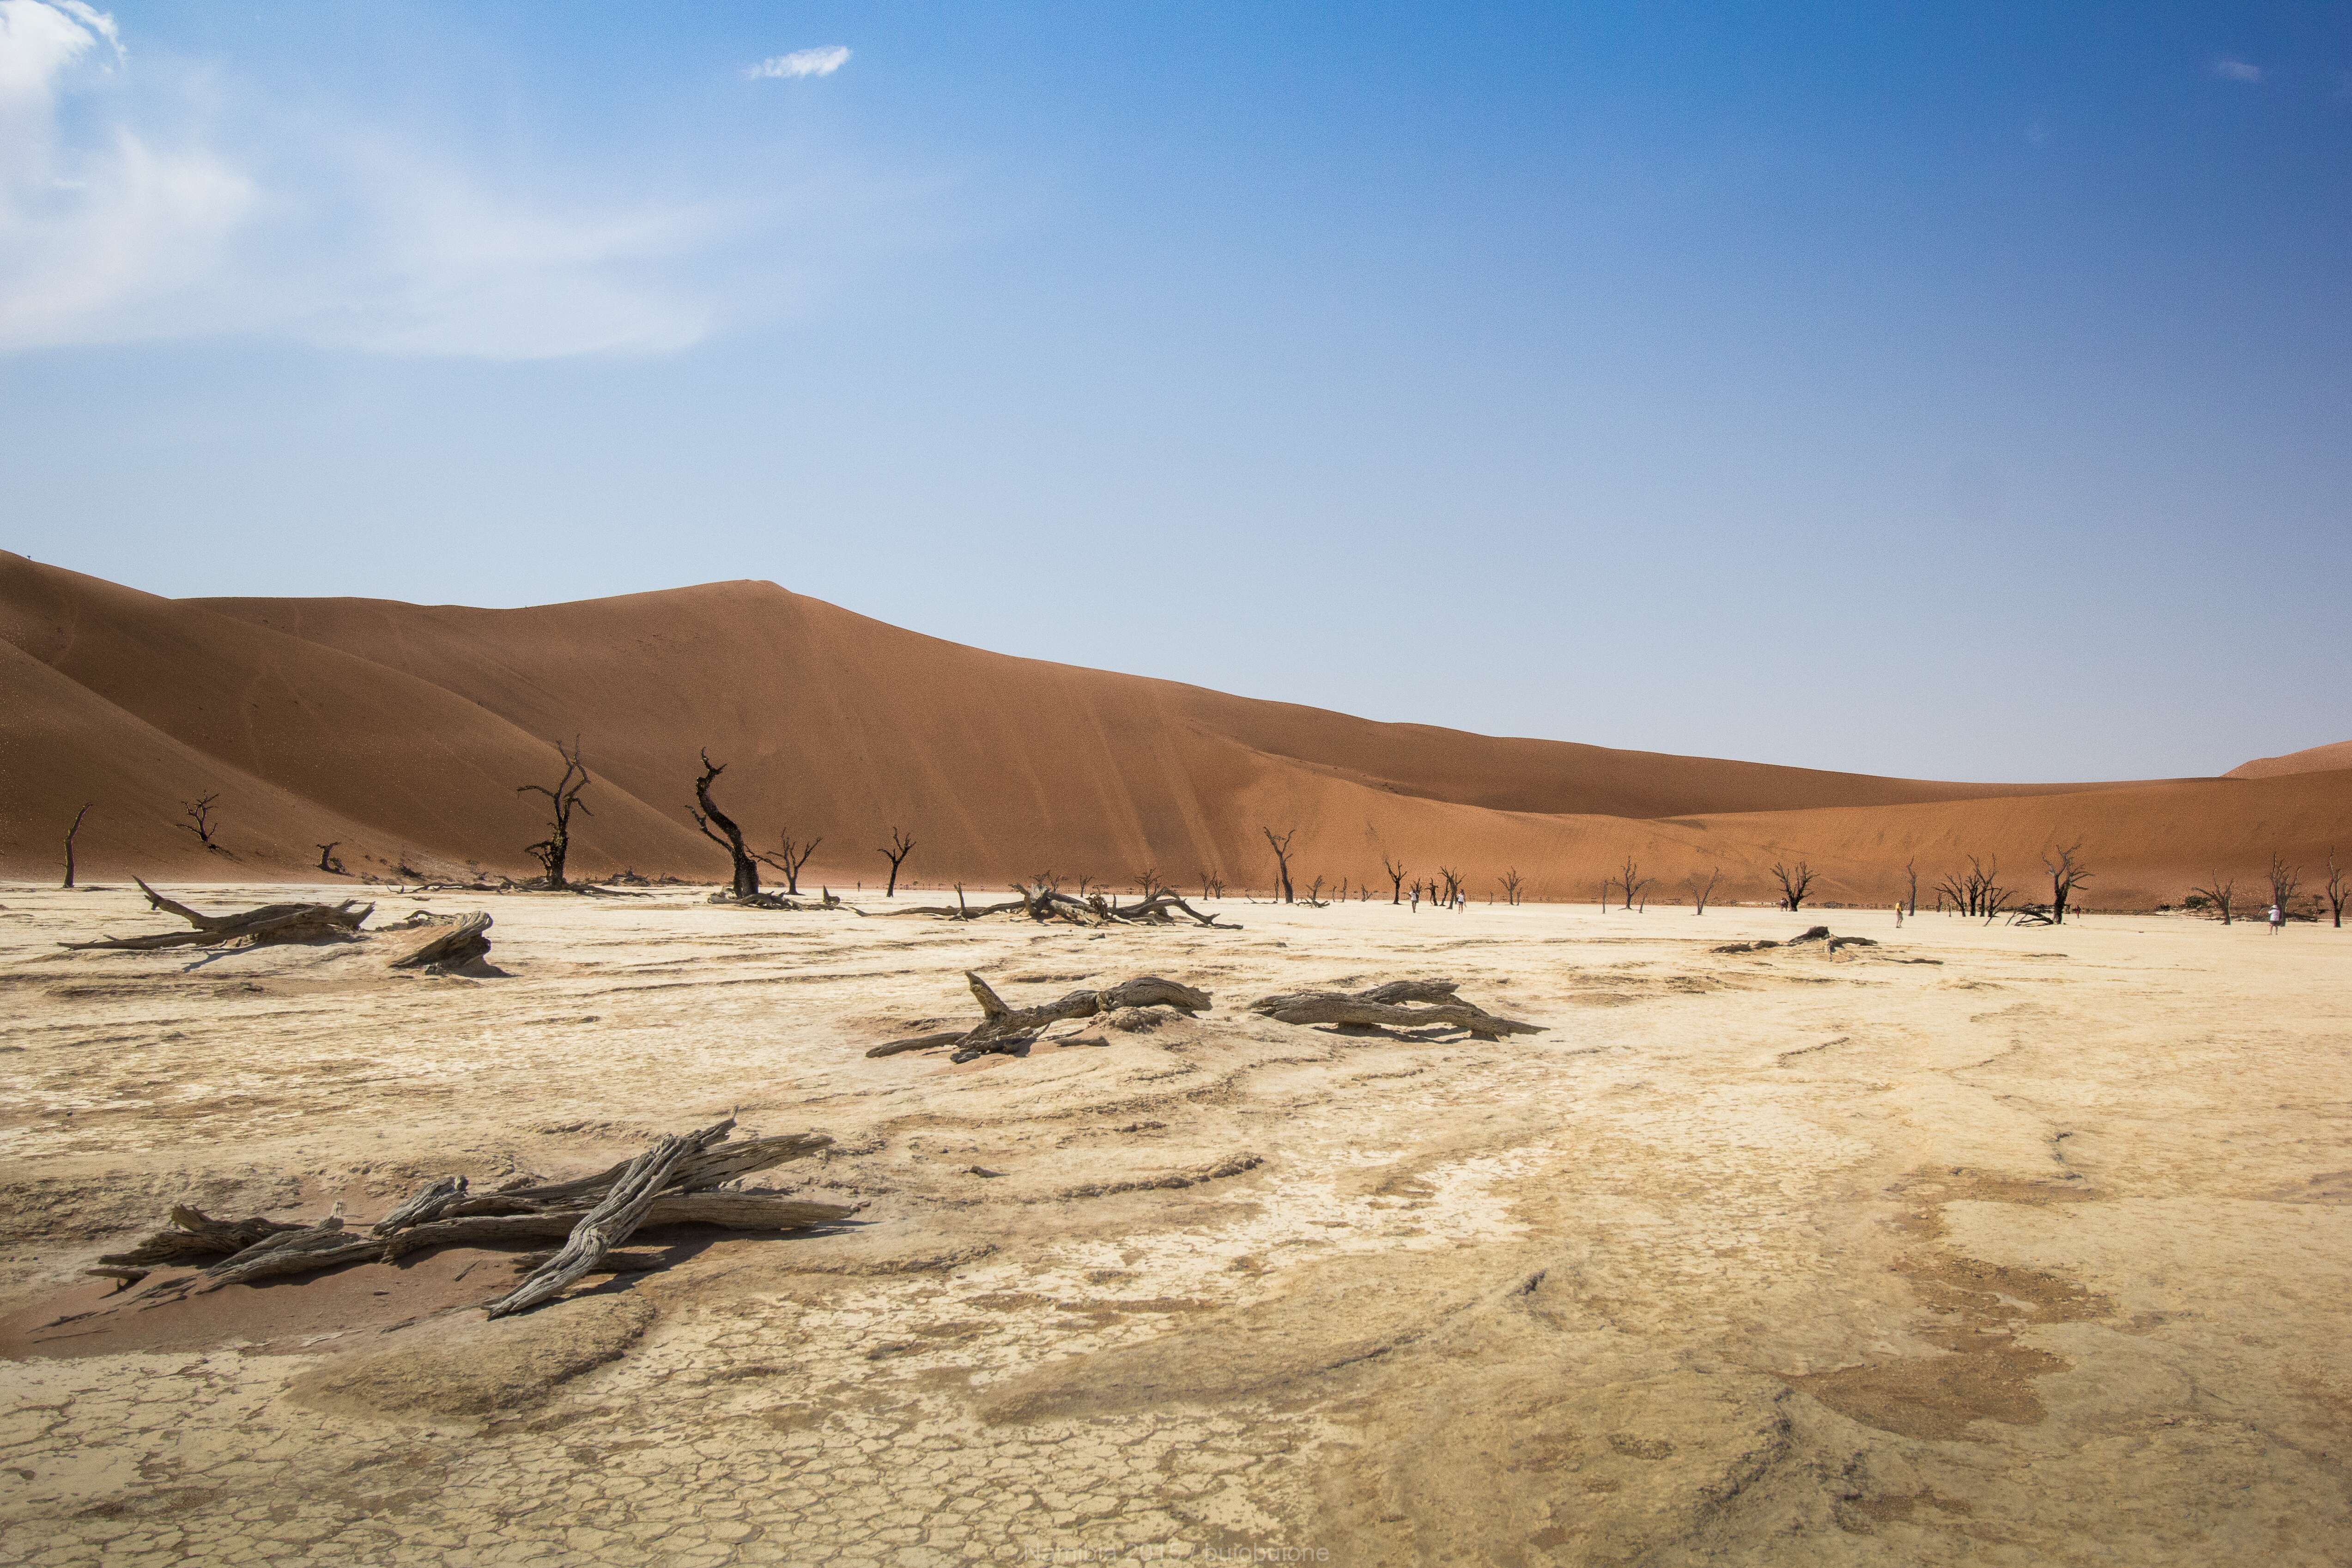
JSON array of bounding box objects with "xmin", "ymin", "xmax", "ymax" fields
[
  {"xmin": 1248, "ymin": 979, "xmax": 1540, "ymax": 1039},
  {"xmin": 869, "ymin": 972, "xmax": 1212, "ymax": 1062}
]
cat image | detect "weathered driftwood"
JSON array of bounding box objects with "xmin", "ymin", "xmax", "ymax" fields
[
  {"xmin": 387, "ymin": 912, "xmax": 494, "ymax": 971},
  {"xmin": 1712, "ymin": 925, "xmax": 1834, "ymax": 955},
  {"xmin": 104, "ymin": 1122, "xmax": 845, "ymax": 1315},
  {"xmin": 871, "ymin": 971, "xmax": 1213, "ymax": 1062},
  {"xmin": 61, "ymin": 878, "xmax": 374, "ymax": 952},
  {"xmin": 884, "ymin": 884, "xmax": 1238, "ymax": 930},
  {"xmin": 96, "ymin": 1205, "xmax": 305, "ymax": 1266},
  {"xmin": 488, "ymin": 1123, "xmax": 725, "ymax": 1318},
  {"xmin": 1247, "ymin": 979, "xmax": 1540, "ymax": 1040}
]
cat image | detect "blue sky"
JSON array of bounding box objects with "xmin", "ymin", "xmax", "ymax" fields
[{"xmin": 3, "ymin": 2, "xmax": 2346, "ymax": 781}]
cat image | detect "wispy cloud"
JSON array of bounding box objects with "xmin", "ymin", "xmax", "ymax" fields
[
  {"xmin": 2212, "ymin": 58, "xmax": 2262, "ymax": 84},
  {"xmin": 748, "ymin": 46, "xmax": 850, "ymax": 81},
  {"xmin": 0, "ymin": 3, "xmax": 837, "ymax": 359}
]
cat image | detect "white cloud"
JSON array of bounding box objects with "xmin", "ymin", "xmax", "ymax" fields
[
  {"xmin": 0, "ymin": 2, "xmax": 782, "ymax": 359},
  {"xmin": 747, "ymin": 46, "xmax": 849, "ymax": 81},
  {"xmin": 2213, "ymin": 58, "xmax": 2262, "ymax": 83}
]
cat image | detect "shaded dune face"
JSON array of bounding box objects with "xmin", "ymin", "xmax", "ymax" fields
[{"xmin": 2, "ymin": 551, "xmax": 2346, "ymax": 904}]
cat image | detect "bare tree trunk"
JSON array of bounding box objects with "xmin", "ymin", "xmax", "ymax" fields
[
  {"xmin": 62, "ymin": 803, "xmax": 91, "ymax": 889},
  {"xmin": 879, "ymin": 828, "xmax": 915, "ymax": 896},
  {"xmin": 1263, "ymin": 826, "xmax": 1297, "ymax": 904},
  {"xmin": 690, "ymin": 751, "xmax": 761, "ymax": 900},
  {"xmin": 518, "ymin": 737, "xmax": 592, "ymax": 890},
  {"xmin": 2326, "ymin": 848, "xmax": 2348, "ymax": 929}
]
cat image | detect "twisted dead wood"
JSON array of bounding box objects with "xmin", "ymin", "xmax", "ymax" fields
[
  {"xmin": 98, "ymin": 1124, "xmax": 843, "ymax": 1310},
  {"xmin": 882, "ymin": 884, "xmax": 1238, "ymax": 929},
  {"xmin": 388, "ymin": 912, "xmax": 494, "ymax": 971},
  {"xmin": 1247, "ymin": 979, "xmax": 1540, "ymax": 1040},
  {"xmin": 487, "ymin": 1122, "xmax": 730, "ymax": 1318},
  {"xmin": 62, "ymin": 878, "xmax": 374, "ymax": 952},
  {"xmin": 870, "ymin": 971, "xmax": 1213, "ymax": 1062}
]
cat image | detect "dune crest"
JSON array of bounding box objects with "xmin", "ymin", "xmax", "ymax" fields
[{"xmin": 4, "ymin": 552, "xmax": 2344, "ymax": 906}]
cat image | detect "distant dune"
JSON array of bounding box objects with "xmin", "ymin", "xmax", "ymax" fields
[
  {"xmin": 4, "ymin": 551, "xmax": 2345, "ymax": 906},
  {"xmin": 2226, "ymin": 740, "xmax": 2352, "ymax": 781}
]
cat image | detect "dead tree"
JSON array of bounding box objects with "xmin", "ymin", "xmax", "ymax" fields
[
  {"xmin": 518, "ymin": 737, "xmax": 592, "ymax": 889},
  {"xmin": 1382, "ymin": 854, "xmax": 1407, "ymax": 904},
  {"xmin": 177, "ymin": 793, "xmax": 221, "ymax": 850},
  {"xmin": 315, "ymin": 843, "xmax": 347, "ymax": 876},
  {"xmin": 759, "ymin": 834, "xmax": 820, "ymax": 895},
  {"xmin": 1198, "ymin": 870, "xmax": 1226, "ymax": 899},
  {"xmin": 1769, "ymin": 860, "xmax": 1815, "ymax": 912},
  {"xmin": 2268, "ymin": 853, "xmax": 2302, "ymax": 919},
  {"xmin": 1135, "ymin": 868, "xmax": 1166, "ymax": 902},
  {"xmin": 2188, "ymin": 873, "xmax": 2236, "ymax": 925},
  {"xmin": 690, "ymin": 751, "xmax": 762, "ymax": 900},
  {"xmin": 1497, "ymin": 867, "xmax": 1525, "ymax": 906},
  {"xmin": 1263, "ymin": 827, "xmax": 1299, "ymax": 903},
  {"xmin": 1249, "ymin": 979, "xmax": 1540, "ymax": 1040},
  {"xmin": 2325, "ymin": 848, "xmax": 2348, "ymax": 929},
  {"xmin": 104, "ymin": 1123, "xmax": 843, "ymax": 1312},
  {"xmin": 1305, "ymin": 875, "xmax": 1329, "ymax": 906},
  {"xmin": 1616, "ymin": 856, "xmax": 1654, "ymax": 911},
  {"xmin": 2041, "ymin": 842, "xmax": 2092, "ymax": 925},
  {"xmin": 63, "ymin": 878, "xmax": 373, "ymax": 951},
  {"xmin": 1438, "ymin": 866, "xmax": 1465, "ymax": 906},
  {"xmin": 1902, "ymin": 859, "xmax": 1919, "ymax": 916},
  {"xmin": 1685, "ymin": 867, "xmax": 1720, "ymax": 914},
  {"xmin": 63, "ymin": 803, "xmax": 92, "ymax": 889},
  {"xmin": 870, "ymin": 972, "xmax": 1212, "ymax": 1063},
  {"xmin": 878, "ymin": 828, "xmax": 916, "ymax": 897}
]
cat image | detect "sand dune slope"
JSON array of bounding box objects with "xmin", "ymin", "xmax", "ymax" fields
[
  {"xmin": 2227, "ymin": 739, "xmax": 2352, "ymax": 780},
  {"xmin": 4, "ymin": 553, "xmax": 2343, "ymax": 906}
]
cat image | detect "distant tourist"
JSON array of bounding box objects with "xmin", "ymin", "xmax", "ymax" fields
[
  {"xmin": 2269, "ymin": 902, "xmax": 2284, "ymax": 934},
  {"xmin": 1894, "ymin": 903, "xmax": 1904, "ymax": 928},
  {"xmin": 1410, "ymin": 888, "xmax": 1420, "ymax": 913}
]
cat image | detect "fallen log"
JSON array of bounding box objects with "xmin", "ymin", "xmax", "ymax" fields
[
  {"xmin": 97, "ymin": 1205, "xmax": 306, "ymax": 1266},
  {"xmin": 1248, "ymin": 979, "xmax": 1539, "ymax": 1040},
  {"xmin": 884, "ymin": 884, "xmax": 1239, "ymax": 929},
  {"xmin": 388, "ymin": 912, "xmax": 494, "ymax": 971},
  {"xmin": 1713, "ymin": 926, "xmax": 1836, "ymax": 955},
  {"xmin": 488, "ymin": 1122, "xmax": 731, "ymax": 1318},
  {"xmin": 99, "ymin": 1123, "xmax": 843, "ymax": 1312},
  {"xmin": 870, "ymin": 971, "xmax": 1213, "ymax": 1062},
  {"xmin": 61, "ymin": 878, "xmax": 374, "ymax": 952}
]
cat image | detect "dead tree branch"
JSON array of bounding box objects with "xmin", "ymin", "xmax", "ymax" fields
[
  {"xmin": 61, "ymin": 878, "xmax": 374, "ymax": 952},
  {"xmin": 63, "ymin": 803, "xmax": 92, "ymax": 889},
  {"xmin": 690, "ymin": 750, "xmax": 763, "ymax": 901},
  {"xmin": 878, "ymin": 828, "xmax": 916, "ymax": 897},
  {"xmin": 1685, "ymin": 867, "xmax": 1720, "ymax": 914},
  {"xmin": 1248, "ymin": 978, "xmax": 1540, "ymax": 1040},
  {"xmin": 1768, "ymin": 861, "xmax": 1815, "ymax": 912},
  {"xmin": 517, "ymin": 736, "xmax": 592, "ymax": 890},
  {"xmin": 870, "ymin": 972, "xmax": 1213, "ymax": 1063},
  {"xmin": 1263, "ymin": 826, "xmax": 1298, "ymax": 904},
  {"xmin": 177, "ymin": 793, "xmax": 222, "ymax": 851}
]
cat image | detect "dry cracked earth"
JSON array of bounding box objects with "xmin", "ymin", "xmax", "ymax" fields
[{"xmin": 0, "ymin": 883, "xmax": 2347, "ymax": 1565}]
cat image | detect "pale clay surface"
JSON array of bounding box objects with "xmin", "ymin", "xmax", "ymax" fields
[{"xmin": 0, "ymin": 885, "xmax": 2347, "ymax": 1564}]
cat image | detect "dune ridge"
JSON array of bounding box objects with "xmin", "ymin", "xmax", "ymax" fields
[{"xmin": 4, "ymin": 552, "xmax": 2344, "ymax": 907}]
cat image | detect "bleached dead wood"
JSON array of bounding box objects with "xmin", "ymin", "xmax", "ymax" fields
[
  {"xmin": 99, "ymin": 1123, "xmax": 844, "ymax": 1314},
  {"xmin": 882, "ymin": 884, "xmax": 1238, "ymax": 929},
  {"xmin": 61, "ymin": 878, "xmax": 374, "ymax": 952},
  {"xmin": 1248, "ymin": 978, "xmax": 1540, "ymax": 1039},
  {"xmin": 871, "ymin": 971, "xmax": 1213, "ymax": 1062},
  {"xmin": 388, "ymin": 912, "xmax": 494, "ymax": 971}
]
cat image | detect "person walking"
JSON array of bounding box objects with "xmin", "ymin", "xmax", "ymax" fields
[
  {"xmin": 2269, "ymin": 902, "xmax": 2285, "ymax": 935},
  {"xmin": 1409, "ymin": 887, "xmax": 1420, "ymax": 914},
  {"xmin": 1894, "ymin": 902, "xmax": 1905, "ymax": 929}
]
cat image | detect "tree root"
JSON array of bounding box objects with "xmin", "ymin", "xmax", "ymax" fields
[
  {"xmin": 105, "ymin": 1123, "xmax": 846, "ymax": 1316},
  {"xmin": 1248, "ymin": 978, "xmax": 1540, "ymax": 1040},
  {"xmin": 870, "ymin": 971, "xmax": 1213, "ymax": 1062}
]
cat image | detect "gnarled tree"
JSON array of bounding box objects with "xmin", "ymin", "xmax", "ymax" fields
[
  {"xmin": 690, "ymin": 750, "xmax": 762, "ymax": 900},
  {"xmin": 1263, "ymin": 826, "xmax": 1298, "ymax": 904},
  {"xmin": 178, "ymin": 792, "xmax": 221, "ymax": 851},
  {"xmin": 2188, "ymin": 872, "xmax": 2236, "ymax": 925},
  {"xmin": 2267, "ymin": 853, "xmax": 2301, "ymax": 920},
  {"xmin": 1685, "ymin": 866, "xmax": 1720, "ymax": 914},
  {"xmin": 878, "ymin": 828, "xmax": 916, "ymax": 897},
  {"xmin": 1616, "ymin": 856, "xmax": 1654, "ymax": 911},
  {"xmin": 316, "ymin": 842, "xmax": 347, "ymax": 876},
  {"xmin": 518, "ymin": 736, "xmax": 592, "ymax": 889},
  {"xmin": 2325, "ymin": 848, "xmax": 2348, "ymax": 930},
  {"xmin": 1382, "ymin": 854, "xmax": 1407, "ymax": 905},
  {"xmin": 1497, "ymin": 868, "xmax": 1524, "ymax": 906},
  {"xmin": 1769, "ymin": 860, "xmax": 1815, "ymax": 912},
  {"xmin": 760, "ymin": 833, "xmax": 819, "ymax": 895},
  {"xmin": 63, "ymin": 803, "xmax": 91, "ymax": 889},
  {"xmin": 2041, "ymin": 842, "xmax": 2091, "ymax": 925}
]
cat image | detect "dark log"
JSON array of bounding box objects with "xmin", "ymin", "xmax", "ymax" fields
[
  {"xmin": 1247, "ymin": 979, "xmax": 1538, "ymax": 1039},
  {"xmin": 62, "ymin": 878, "xmax": 373, "ymax": 952},
  {"xmin": 871, "ymin": 972, "xmax": 1213, "ymax": 1061},
  {"xmin": 487, "ymin": 1121, "xmax": 739, "ymax": 1317}
]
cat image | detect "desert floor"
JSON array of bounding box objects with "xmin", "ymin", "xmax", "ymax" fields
[{"xmin": 0, "ymin": 883, "xmax": 2347, "ymax": 1566}]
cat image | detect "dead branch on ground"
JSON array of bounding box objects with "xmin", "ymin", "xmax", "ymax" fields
[
  {"xmin": 104, "ymin": 1123, "xmax": 842, "ymax": 1313},
  {"xmin": 882, "ymin": 882, "xmax": 1237, "ymax": 929},
  {"xmin": 61, "ymin": 878, "xmax": 374, "ymax": 952},
  {"xmin": 1248, "ymin": 978, "xmax": 1540, "ymax": 1040},
  {"xmin": 870, "ymin": 972, "xmax": 1212, "ymax": 1063}
]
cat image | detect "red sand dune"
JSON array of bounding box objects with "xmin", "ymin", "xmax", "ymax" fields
[
  {"xmin": 2227, "ymin": 739, "xmax": 2352, "ymax": 780},
  {"xmin": 5, "ymin": 552, "xmax": 2346, "ymax": 908}
]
